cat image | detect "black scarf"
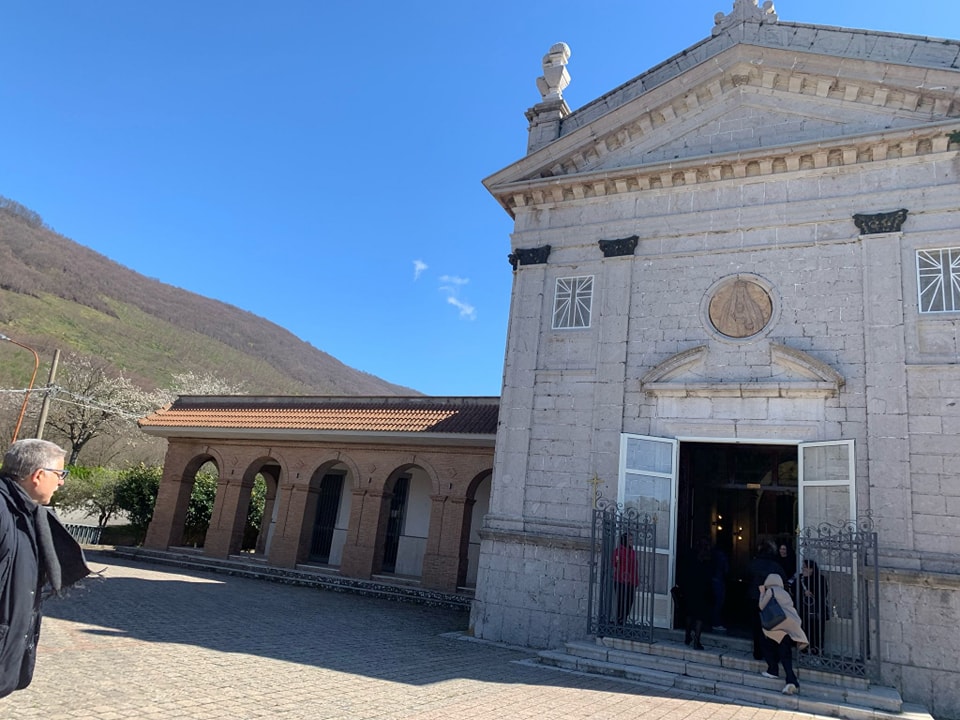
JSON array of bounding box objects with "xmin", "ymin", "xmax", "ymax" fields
[{"xmin": 33, "ymin": 505, "xmax": 63, "ymax": 592}]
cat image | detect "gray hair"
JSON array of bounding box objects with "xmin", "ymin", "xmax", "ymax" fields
[{"xmin": 2, "ymin": 439, "xmax": 67, "ymax": 481}]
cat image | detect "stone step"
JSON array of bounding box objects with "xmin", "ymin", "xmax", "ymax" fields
[
  {"xmin": 600, "ymin": 634, "xmax": 872, "ymax": 689},
  {"xmin": 535, "ymin": 637, "xmax": 933, "ymax": 720},
  {"xmin": 106, "ymin": 547, "xmax": 472, "ymax": 610}
]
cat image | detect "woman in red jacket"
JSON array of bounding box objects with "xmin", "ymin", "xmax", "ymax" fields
[{"xmin": 613, "ymin": 533, "xmax": 638, "ymax": 624}]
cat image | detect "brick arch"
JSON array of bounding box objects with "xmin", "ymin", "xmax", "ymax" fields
[
  {"xmin": 376, "ymin": 463, "xmax": 434, "ymax": 578},
  {"xmin": 312, "ymin": 452, "xmax": 362, "ymax": 491},
  {"xmin": 466, "ymin": 468, "xmax": 493, "ymax": 499},
  {"xmin": 144, "ymin": 444, "xmax": 224, "ymax": 551},
  {"xmin": 293, "ymin": 456, "xmax": 361, "ymax": 566},
  {"xmin": 205, "ymin": 454, "xmax": 282, "ymax": 559}
]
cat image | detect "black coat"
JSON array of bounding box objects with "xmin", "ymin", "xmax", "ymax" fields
[
  {"xmin": 0, "ymin": 476, "xmax": 91, "ymax": 698},
  {"xmin": 746, "ymin": 553, "xmax": 787, "ymax": 603},
  {"xmin": 677, "ymin": 549, "xmax": 713, "ymax": 621}
]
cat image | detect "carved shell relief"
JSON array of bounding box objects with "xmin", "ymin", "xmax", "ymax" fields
[{"xmin": 707, "ymin": 276, "xmax": 774, "ymax": 339}]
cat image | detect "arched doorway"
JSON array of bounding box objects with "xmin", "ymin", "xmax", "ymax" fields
[
  {"xmin": 465, "ymin": 472, "xmax": 492, "ymax": 587},
  {"xmin": 380, "ymin": 467, "xmax": 431, "ymax": 578},
  {"xmin": 307, "ymin": 464, "xmax": 352, "ymax": 566}
]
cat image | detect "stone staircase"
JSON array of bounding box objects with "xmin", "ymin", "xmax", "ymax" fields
[
  {"xmin": 104, "ymin": 546, "xmax": 472, "ymax": 610},
  {"xmin": 536, "ymin": 631, "xmax": 933, "ymax": 720}
]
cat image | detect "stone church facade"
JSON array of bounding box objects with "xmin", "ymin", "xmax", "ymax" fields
[{"xmin": 470, "ymin": 2, "xmax": 960, "ymax": 716}]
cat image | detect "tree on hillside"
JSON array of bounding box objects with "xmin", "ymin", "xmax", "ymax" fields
[
  {"xmin": 167, "ymin": 371, "xmax": 246, "ymax": 397},
  {"xmin": 0, "ymin": 194, "xmax": 45, "ymax": 228},
  {"xmin": 44, "ymin": 355, "xmax": 165, "ymax": 465}
]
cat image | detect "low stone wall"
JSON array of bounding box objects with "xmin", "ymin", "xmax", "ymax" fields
[{"xmin": 879, "ymin": 568, "xmax": 960, "ymax": 720}]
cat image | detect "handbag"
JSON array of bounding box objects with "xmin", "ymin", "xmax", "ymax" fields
[{"xmin": 760, "ymin": 593, "xmax": 787, "ymax": 629}]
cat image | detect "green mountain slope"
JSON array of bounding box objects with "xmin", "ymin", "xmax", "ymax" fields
[{"xmin": 0, "ymin": 202, "xmax": 416, "ymax": 397}]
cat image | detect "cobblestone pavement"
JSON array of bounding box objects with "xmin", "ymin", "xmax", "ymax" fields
[{"xmin": 7, "ymin": 553, "xmax": 823, "ymax": 720}]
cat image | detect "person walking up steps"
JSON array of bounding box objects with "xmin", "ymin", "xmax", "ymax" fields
[{"xmin": 758, "ymin": 572, "xmax": 809, "ymax": 696}]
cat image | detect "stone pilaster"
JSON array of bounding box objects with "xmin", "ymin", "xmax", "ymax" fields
[{"xmin": 861, "ymin": 230, "xmax": 913, "ymax": 549}]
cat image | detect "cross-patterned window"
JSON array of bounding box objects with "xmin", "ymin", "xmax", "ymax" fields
[
  {"xmin": 553, "ymin": 275, "xmax": 593, "ymax": 329},
  {"xmin": 917, "ymin": 247, "xmax": 960, "ymax": 313}
]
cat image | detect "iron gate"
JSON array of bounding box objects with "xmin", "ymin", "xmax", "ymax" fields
[
  {"xmin": 588, "ymin": 503, "xmax": 657, "ymax": 642},
  {"xmin": 796, "ymin": 517, "xmax": 880, "ymax": 680}
]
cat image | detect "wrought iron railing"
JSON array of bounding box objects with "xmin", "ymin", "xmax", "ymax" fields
[
  {"xmin": 796, "ymin": 516, "xmax": 880, "ymax": 681},
  {"xmin": 588, "ymin": 499, "xmax": 657, "ymax": 643},
  {"xmin": 63, "ymin": 523, "xmax": 103, "ymax": 545}
]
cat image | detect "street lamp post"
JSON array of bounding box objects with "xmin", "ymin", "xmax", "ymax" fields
[{"xmin": 1, "ymin": 334, "xmax": 40, "ymax": 443}]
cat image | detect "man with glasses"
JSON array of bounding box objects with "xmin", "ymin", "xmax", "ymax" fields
[{"xmin": 0, "ymin": 439, "xmax": 91, "ymax": 698}]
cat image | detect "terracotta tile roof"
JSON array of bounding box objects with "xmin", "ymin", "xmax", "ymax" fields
[{"xmin": 139, "ymin": 395, "xmax": 499, "ymax": 436}]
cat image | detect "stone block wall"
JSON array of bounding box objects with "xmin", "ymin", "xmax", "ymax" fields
[
  {"xmin": 880, "ymin": 570, "xmax": 960, "ymax": 719},
  {"xmin": 469, "ymin": 530, "xmax": 592, "ymax": 648}
]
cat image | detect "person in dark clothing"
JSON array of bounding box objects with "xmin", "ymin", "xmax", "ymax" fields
[
  {"xmin": 678, "ymin": 537, "xmax": 713, "ymax": 650},
  {"xmin": 746, "ymin": 540, "xmax": 788, "ymax": 660},
  {"xmin": 792, "ymin": 558, "xmax": 829, "ymax": 654},
  {"xmin": 710, "ymin": 544, "xmax": 730, "ymax": 632},
  {"xmin": 777, "ymin": 541, "xmax": 796, "ymax": 578},
  {"xmin": 0, "ymin": 439, "xmax": 92, "ymax": 698}
]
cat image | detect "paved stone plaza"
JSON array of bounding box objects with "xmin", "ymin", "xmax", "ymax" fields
[{"xmin": 5, "ymin": 553, "xmax": 825, "ymax": 720}]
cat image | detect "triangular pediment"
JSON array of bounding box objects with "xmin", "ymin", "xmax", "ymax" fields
[
  {"xmin": 581, "ymin": 75, "xmax": 951, "ymax": 174},
  {"xmin": 640, "ymin": 343, "xmax": 844, "ymax": 399},
  {"xmin": 485, "ymin": 22, "xmax": 960, "ymax": 214}
]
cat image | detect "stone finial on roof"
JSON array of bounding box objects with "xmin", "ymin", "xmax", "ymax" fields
[
  {"xmin": 712, "ymin": 0, "xmax": 778, "ymax": 35},
  {"xmin": 535, "ymin": 42, "xmax": 571, "ymax": 102}
]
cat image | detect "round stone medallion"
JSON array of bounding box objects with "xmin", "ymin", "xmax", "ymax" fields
[{"xmin": 708, "ymin": 278, "xmax": 773, "ymax": 339}]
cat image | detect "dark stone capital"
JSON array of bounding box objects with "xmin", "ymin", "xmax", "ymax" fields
[
  {"xmin": 508, "ymin": 245, "xmax": 551, "ymax": 270},
  {"xmin": 853, "ymin": 209, "xmax": 908, "ymax": 235},
  {"xmin": 599, "ymin": 235, "xmax": 638, "ymax": 258}
]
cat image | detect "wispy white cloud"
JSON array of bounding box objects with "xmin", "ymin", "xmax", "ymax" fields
[
  {"xmin": 413, "ymin": 259, "xmax": 428, "ymax": 280},
  {"xmin": 439, "ymin": 274, "xmax": 469, "ymax": 286},
  {"xmin": 437, "ymin": 273, "xmax": 477, "ymax": 320},
  {"xmin": 447, "ymin": 296, "xmax": 476, "ymax": 320}
]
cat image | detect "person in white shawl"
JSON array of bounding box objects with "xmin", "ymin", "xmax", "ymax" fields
[{"xmin": 758, "ymin": 572, "xmax": 809, "ymax": 695}]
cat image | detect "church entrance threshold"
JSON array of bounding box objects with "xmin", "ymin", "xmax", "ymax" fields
[{"xmin": 674, "ymin": 441, "xmax": 798, "ymax": 636}]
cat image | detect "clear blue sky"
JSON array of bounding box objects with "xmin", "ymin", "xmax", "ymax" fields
[{"xmin": 1, "ymin": 1, "xmax": 956, "ymax": 396}]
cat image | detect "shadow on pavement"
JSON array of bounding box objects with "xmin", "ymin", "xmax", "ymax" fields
[{"xmin": 39, "ymin": 552, "xmax": 729, "ymax": 706}]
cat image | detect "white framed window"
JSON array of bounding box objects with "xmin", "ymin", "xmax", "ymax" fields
[
  {"xmin": 917, "ymin": 247, "xmax": 960, "ymax": 313},
  {"xmin": 553, "ymin": 275, "xmax": 593, "ymax": 329}
]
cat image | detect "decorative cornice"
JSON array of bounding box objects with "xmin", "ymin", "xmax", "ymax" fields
[
  {"xmin": 642, "ymin": 381, "xmax": 841, "ymax": 399},
  {"xmin": 853, "ymin": 209, "xmax": 909, "ymax": 235},
  {"xmin": 508, "ymin": 245, "xmax": 551, "ymax": 270},
  {"xmin": 478, "ymin": 526, "xmax": 592, "ymax": 552},
  {"xmin": 496, "ymin": 127, "xmax": 957, "ymax": 214},
  {"xmin": 599, "ymin": 235, "xmax": 639, "ymax": 258}
]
